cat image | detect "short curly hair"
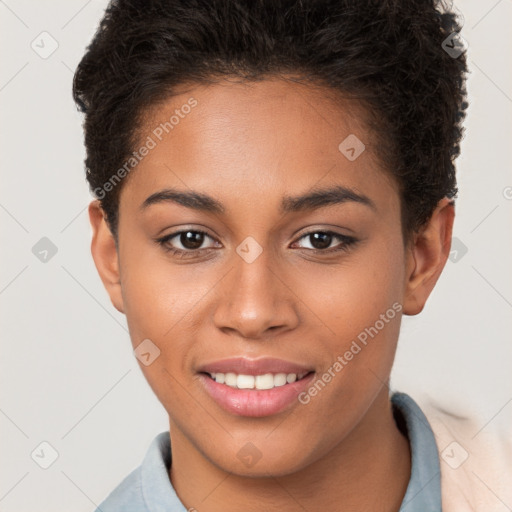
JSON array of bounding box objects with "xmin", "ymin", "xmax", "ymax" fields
[{"xmin": 73, "ymin": 0, "xmax": 468, "ymax": 241}]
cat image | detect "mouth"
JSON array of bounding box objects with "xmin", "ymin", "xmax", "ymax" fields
[
  {"xmin": 196, "ymin": 357, "xmax": 316, "ymax": 417},
  {"xmin": 201, "ymin": 370, "xmax": 313, "ymax": 390}
]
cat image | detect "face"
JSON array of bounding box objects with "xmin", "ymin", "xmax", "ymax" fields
[{"xmin": 90, "ymin": 77, "xmax": 451, "ymax": 477}]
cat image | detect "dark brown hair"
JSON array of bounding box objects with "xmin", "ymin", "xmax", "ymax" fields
[{"xmin": 73, "ymin": 0, "xmax": 468, "ymax": 240}]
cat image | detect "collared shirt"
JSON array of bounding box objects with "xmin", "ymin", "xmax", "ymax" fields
[{"xmin": 95, "ymin": 391, "xmax": 441, "ymax": 511}]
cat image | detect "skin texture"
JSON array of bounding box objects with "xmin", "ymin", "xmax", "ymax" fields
[{"xmin": 88, "ymin": 78, "xmax": 454, "ymax": 511}]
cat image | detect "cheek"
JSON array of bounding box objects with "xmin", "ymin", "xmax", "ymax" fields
[
  {"xmin": 118, "ymin": 251, "xmax": 206, "ymax": 408},
  {"xmin": 306, "ymin": 237, "xmax": 405, "ymax": 333},
  {"xmin": 119, "ymin": 241, "xmax": 207, "ymax": 340},
  {"xmin": 302, "ymin": 236, "xmax": 405, "ymax": 398}
]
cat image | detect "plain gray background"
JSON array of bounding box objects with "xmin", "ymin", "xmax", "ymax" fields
[{"xmin": 1, "ymin": 0, "xmax": 511, "ymax": 510}]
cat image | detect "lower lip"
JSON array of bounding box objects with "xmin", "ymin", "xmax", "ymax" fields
[{"xmin": 198, "ymin": 372, "xmax": 315, "ymax": 417}]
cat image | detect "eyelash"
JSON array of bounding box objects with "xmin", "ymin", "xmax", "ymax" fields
[{"xmin": 155, "ymin": 229, "xmax": 358, "ymax": 258}]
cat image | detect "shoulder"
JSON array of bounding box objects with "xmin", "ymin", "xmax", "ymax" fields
[
  {"xmin": 93, "ymin": 431, "xmax": 172, "ymax": 512},
  {"xmin": 415, "ymin": 393, "xmax": 512, "ymax": 512},
  {"xmin": 94, "ymin": 465, "xmax": 145, "ymax": 512}
]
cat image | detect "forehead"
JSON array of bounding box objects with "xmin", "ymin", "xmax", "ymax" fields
[{"xmin": 119, "ymin": 77, "xmax": 398, "ymax": 218}]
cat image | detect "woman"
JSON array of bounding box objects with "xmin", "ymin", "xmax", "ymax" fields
[{"xmin": 73, "ymin": 0, "xmax": 509, "ymax": 510}]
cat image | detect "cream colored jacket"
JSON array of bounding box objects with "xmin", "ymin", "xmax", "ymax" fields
[{"xmin": 418, "ymin": 394, "xmax": 512, "ymax": 511}]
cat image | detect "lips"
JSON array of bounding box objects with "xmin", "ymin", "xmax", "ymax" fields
[
  {"xmin": 197, "ymin": 356, "xmax": 313, "ymax": 376},
  {"xmin": 197, "ymin": 357, "xmax": 316, "ymax": 417}
]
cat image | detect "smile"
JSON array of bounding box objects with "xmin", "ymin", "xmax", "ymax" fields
[{"xmin": 206, "ymin": 371, "xmax": 310, "ymax": 390}]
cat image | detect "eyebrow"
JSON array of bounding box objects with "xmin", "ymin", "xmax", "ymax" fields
[{"xmin": 140, "ymin": 185, "xmax": 376, "ymax": 214}]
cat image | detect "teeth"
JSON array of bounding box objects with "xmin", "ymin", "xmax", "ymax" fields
[
  {"xmin": 286, "ymin": 373, "xmax": 297, "ymax": 383},
  {"xmin": 225, "ymin": 373, "xmax": 237, "ymax": 387},
  {"xmin": 209, "ymin": 371, "xmax": 309, "ymax": 390},
  {"xmin": 274, "ymin": 373, "xmax": 287, "ymax": 387},
  {"xmin": 255, "ymin": 373, "xmax": 274, "ymax": 390},
  {"xmin": 237, "ymin": 374, "xmax": 255, "ymax": 389}
]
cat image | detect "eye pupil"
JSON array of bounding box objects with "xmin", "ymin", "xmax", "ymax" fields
[
  {"xmin": 181, "ymin": 231, "xmax": 204, "ymax": 249},
  {"xmin": 310, "ymin": 232, "xmax": 332, "ymax": 249}
]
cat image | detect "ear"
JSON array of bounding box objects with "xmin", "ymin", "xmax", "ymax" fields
[
  {"xmin": 403, "ymin": 197, "xmax": 455, "ymax": 315},
  {"xmin": 88, "ymin": 200, "xmax": 125, "ymax": 314}
]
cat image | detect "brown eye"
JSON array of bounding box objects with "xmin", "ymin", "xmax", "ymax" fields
[
  {"xmin": 156, "ymin": 229, "xmax": 218, "ymax": 254},
  {"xmin": 307, "ymin": 232, "xmax": 333, "ymax": 250},
  {"xmin": 178, "ymin": 231, "xmax": 206, "ymax": 250},
  {"xmin": 295, "ymin": 231, "xmax": 356, "ymax": 252}
]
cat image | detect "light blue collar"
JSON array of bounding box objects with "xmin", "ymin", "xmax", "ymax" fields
[{"xmin": 392, "ymin": 391, "xmax": 442, "ymax": 512}]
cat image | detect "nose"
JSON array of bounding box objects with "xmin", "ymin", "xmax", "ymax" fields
[{"xmin": 212, "ymin": 247, "xmax": 300, "ymax": 340}]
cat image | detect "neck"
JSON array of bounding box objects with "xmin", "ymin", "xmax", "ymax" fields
[{"xmin": 169, "ymin": 386, "xmax": 411, "ymax": 512}]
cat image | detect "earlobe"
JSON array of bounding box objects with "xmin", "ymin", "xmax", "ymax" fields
[
  {"xmin": 88, "ymin": 200, "xmax": 125, "ymax": 314},
  {"xmin": 402, "ymin": 198, "xmax": 455, "ymax": 315}
]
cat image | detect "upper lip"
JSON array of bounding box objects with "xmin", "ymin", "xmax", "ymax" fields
[{"xmin": 197, "ymin": 357, "xmax": 314, "ymax": 376}]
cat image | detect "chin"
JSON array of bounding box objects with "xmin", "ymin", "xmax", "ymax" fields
[{"xmin": 206, "ymin": 438, "xmax": 318, "ymax": 478}]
